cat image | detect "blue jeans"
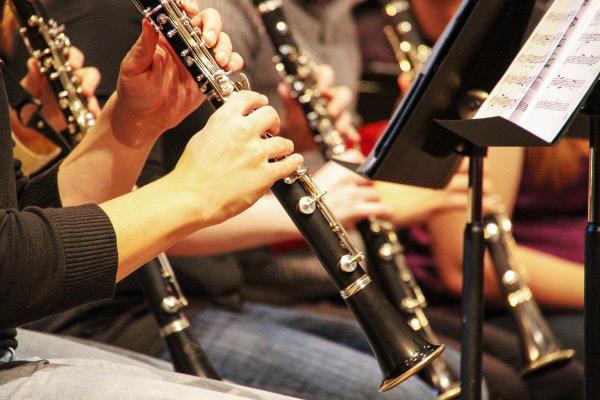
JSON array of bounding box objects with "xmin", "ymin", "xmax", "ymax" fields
[
  {"xmin": 173, "ymin": 303, "xmax": 484, "ymax": 400},
  {"xmin": 3, "ymin": 329, "xmax": 299, "ymax": 400}
]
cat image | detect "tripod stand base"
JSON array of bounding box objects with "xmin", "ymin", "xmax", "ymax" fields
[
  {"xmin": 380, "ymin": 345, "xmax": 446, "ymax": 392},
  {"xmin": 520, "ymin": 349, "xmax": 575, "ymax": 377}
]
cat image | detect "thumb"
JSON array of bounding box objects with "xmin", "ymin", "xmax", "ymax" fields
[{"xmin": 121, "ymin": 19, "xmax": 159, "ymax": 77}]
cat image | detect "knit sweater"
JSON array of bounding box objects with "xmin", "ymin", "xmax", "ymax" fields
[{"xmin": 0, "ymin": 67, "xmax": 118, "ymax": 352}]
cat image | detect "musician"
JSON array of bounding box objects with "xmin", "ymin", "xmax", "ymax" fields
[
  {"xmin": 8, "ymin": 1, "xmax": 474, "ymax": 400},
  {"xmin": 0, "ymin": 3, "xmax": 306, "ymax": 399}
]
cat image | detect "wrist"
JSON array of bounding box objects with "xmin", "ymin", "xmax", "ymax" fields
[
  {"xmin": 107, "ymin": 93, "xmax": 162, "ymax": 148},
  {"xmin": 158, "ymin": 171, "xmax": 214, "ymax": 232}
]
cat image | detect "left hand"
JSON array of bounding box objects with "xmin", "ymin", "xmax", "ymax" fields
[
  {"xmin": 112, "ymin": 4, "xmax": 243, "ymax": 147},
  {"xmin": 19, "ymin": 46, "xmax": 101, "ymax": 133},
  {"xmin": 278, "ymin": 63, "xmax": 359, "ymax": 147}
]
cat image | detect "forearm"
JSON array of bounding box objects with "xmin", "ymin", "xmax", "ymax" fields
[
  {"xmin": 57, "ymin": 93, "xmax": 158, "ymax": 206},
  {"xmin": 99, "ymin": 173, "xmax": 204, "ymax": 281},
  {"xmin": 518, "ymin": 246, "xmax": 584, "ymax": 309},
  {"xmin": 167, "ymin": 193, "xmax": 300, "ymax": 256}
]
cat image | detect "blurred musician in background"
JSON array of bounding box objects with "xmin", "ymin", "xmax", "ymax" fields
[
  {"xmin": 408, "ymin": 0, "xmax": 586, "ymax": 360},
  {"xmin": 362, "ymin": 0, "xmax": 586, "ymax": 398}
]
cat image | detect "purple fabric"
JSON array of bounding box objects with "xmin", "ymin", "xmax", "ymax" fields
[
  {"xmin": 512, "ymin": 156, "xmax": 588, "ymax": 264},
  {"xmin": 404, "ymin": 154, "xmax": 588, "ymax": 297}
]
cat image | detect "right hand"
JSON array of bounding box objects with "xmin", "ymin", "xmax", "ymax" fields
[
  {"xmin": 312, "ymin": 158, "xmax": 393, "ymax": 227},
  {"xmin": 170, "ymin": 91, "xmax": 304, "ymax": 227}
]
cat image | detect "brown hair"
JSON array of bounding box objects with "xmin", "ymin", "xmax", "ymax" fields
[{"xmin": 524, "ymin": 138, "xmax": 588, "ymax": 189}]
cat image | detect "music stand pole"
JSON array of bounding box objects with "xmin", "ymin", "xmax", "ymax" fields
[
  {"xmin": 585, "ymin": 84, "xmax": 600, "ymax": 400},
  {"xmin": 460, "ymin": 143, "xmax": 487, "ymax": 400}
]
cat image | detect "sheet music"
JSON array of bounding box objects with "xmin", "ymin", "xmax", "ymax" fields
[{"xmin": 475, "ymin": 0, "xmax": 600, "ymax": 142}]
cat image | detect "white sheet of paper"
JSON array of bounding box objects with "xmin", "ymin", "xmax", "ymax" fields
[{"xmin": 475, "ymin": 0, "xmax": 600, "ymax": 142}]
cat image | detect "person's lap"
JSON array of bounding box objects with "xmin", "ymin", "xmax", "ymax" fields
[
  {"xmin": 3, "ymin": 329, "xmax": 295, "ymax": 400},
  {"xmin": 186, "ymin": 302, "xmax": 469, "ymax": 400}
]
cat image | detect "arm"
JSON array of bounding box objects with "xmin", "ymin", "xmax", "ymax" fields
[
  {"xmin": 167, "ymin": 159, "xmax": 393, "ymax": 256},
  {"xmin": 1, "ymin": 91, "xmax": 302, "ymax": 329},
  {"xmin": 167, "ymin": 193, "xmax": 300, "ymax": 256},
  {"xmin": 427, "ymin": 147, "xmax": 584, "ymax": 309}
]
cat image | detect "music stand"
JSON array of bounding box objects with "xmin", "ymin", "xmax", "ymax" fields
[{"xmin": 352, "ymin": 0, "xmax": 556, "ymax": 399}]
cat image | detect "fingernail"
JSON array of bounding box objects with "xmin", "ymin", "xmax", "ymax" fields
[
  {"xmin": 204, "ymin": 30, "xmax": 216, "ymax": 45},
  {"xmin": 261, "ymin": 95, "xmax": 269, "ymax": 103}
]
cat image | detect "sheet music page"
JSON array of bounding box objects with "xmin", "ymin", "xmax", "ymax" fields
[{"xmin": 475, "ymin": 0, "xmax": 600, "ymax": 142}]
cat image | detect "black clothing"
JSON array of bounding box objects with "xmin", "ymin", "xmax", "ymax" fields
[
  {"xmin": 0, "ymin": 67, "xmax": 118, "ymax": 352},
  {"xmin": 11, "ymin": 0, "xmax": 243, "ymax": 357}
]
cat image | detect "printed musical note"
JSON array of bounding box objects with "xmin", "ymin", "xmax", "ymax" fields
[{"xmin": 476, "ymin": 0, "xmax": 600, "ymax": 142}]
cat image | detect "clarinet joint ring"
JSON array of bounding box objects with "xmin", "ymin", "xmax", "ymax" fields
[{"xmin": 340, "ymin": 274, "xmax": 372, "ymax": 299}]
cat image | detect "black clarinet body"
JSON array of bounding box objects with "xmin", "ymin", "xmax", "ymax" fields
[
  {"xmin": 11, "ymin": 0, "xmax": 220, "ymax": 379},
  {"xmin": 253, "ymin": 1, "xmax": 459, "ymax": 397},
  {"xmin": 378, "ymin": 0, "xmax": 431, "ymax": 83},
  {"xmin": 10, "ymin": 0, "xmax": 95, "ymax": 150},
  {"xmin": 132, "ymin": 0, "xmax": 444, "ymax": 390},
  {"xmin": 138, "ymin": 255, "xmax": 220, "ymax": 379},
  {"xmin": 483, "ymin": 212, "xmax": 574, "ymax": 375}
]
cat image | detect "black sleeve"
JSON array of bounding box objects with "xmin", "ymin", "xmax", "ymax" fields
[
  {"xmin": 14, "ymin": 159, "xmax": 62, "ymax": 209},
  {"xmin": 0, "ymin": 203, "xmax": 118, "ymax": 330}
]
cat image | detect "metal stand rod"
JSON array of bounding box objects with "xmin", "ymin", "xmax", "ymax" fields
[
  {"xmin": 585, "ymin": 113, "xmax": 600, "ymax": 400},
  {"xmin": 460, "ymin": 145, "xmax": 486, "ymax": 400}
]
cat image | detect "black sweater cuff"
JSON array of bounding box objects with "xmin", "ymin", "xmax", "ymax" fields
[
  {"xmin": 19, "ymin": 164, "xmax": 62, "ymax": 209},
  {"xmin": 46, "ymin": 204, "xmax": 118, "ymax": 309}
]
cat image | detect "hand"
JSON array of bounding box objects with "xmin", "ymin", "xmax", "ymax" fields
[
  {"xmin": 312, "ymin": 157, "xmax": 393, "ymax": 227},
  {"xmin": 169, "ymin": 91, "xmax": 303, "ymax": 227},
  {"xmin": 112, "ymin": 5, "xmax": 243, "ymax": 147},
  {"xmin": 278, "ymin": 64, "xmax": 359, "ymax": 149},
  {"xmin": 314, "ymin": 65, "xmax": 360, "ymax": 143},
  {"xmin": 14, "ymin": 46, "xmax": 100, "ymax": 147},
  {"xmin": 377, "ymin": 160, "xmax": 500, "ymax": 227}
]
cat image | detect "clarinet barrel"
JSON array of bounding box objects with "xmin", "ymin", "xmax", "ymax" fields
[{"xmin": 483, "ymin": 213, "xmax": 574, "ymax": 375}]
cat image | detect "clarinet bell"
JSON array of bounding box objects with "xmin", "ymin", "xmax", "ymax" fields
[
  {"xmin": 343, "ymin": 280, "xmax": 445, "ymax": 391},
  {"xmin": 520, "ymin": 344, "xmax": 575, "ymax": 376}
]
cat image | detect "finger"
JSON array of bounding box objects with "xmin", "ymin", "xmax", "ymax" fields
[
  {"xmin": 277, "ymin": 82, "xmax": 293, "ymax": 101},
  {"xmin": 334, "ymin": 112, "xmax": 360, "ymax": 142},
  {"xmin": 335, "ymin": 148, "xmax": 365, "ymax": 163},
  {"xmin": 22, "ymin": 58, "xmax": 45, "ymax": 93},
  {"xmin": 354, "ymin": 186, "xmax": 382, "ymax": 202},
  {"xmin": 180, "ymin": 0, "xmax": 200, "ymax": 16},
  {"xmin": 314, "ymin": 65, "xmax": 334, "ymax": 92},
  {"xmin": 267, "ymin": 153, "xmax": 304, "ymax": 181},
  {"xmin": 326, "ymin": 86, "xmax": 353, "ymax": 118},
  {"xmin": 67, "ymin": 46, "xmax": 85, "ymax": 70},
  {"xmin": 354, "ymin": 203, "xmax": 394, "ymax": 221},
  {"xmin": 74, "ymin": 67, "xmax": 101, "ymax": 98},
  {"xmin": 226, "ymin": 52, "xmax": 244, "ymax": 72},
  {"xmin": 198, "ymin": 8, "xmax": 222, "ymax": 47},
  {"xmin": 262, "ymin": 136, "xmax": 295, "ymax": 160},
  {"xmin": 86, "ymin": 96, "xmax": 101, "ymax": 116},
  {"xmin": 213, "ymin": 32, "xmax": 232, "ymax": 67},
  {"xmin": 226, "ymin": 90, "xmax": 269, "ymax": 115},
  {"xmin": 248, "ymin": 105, "xmax": 280, "ymax": 136},
  {"xmin": 121, "ymin": 19, "xmax": 159, "ymax": 76}
]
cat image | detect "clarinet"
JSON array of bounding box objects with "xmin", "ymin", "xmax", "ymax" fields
[
  {"xmin": 253, "ymin": 2, "xmax": 460, "ymax": 398},
  {"xmin": 137, "ymin": 254, "xmax": 220, "ymax": 379},
  {"xmin": 379, "ymin": 0, "xmax": 431, "ymax": 84},
  {"xmin": 10, "ymin": 0, "xmax": 220, "ymax": 379},
  {"xmin": 132, "ymin": 0, "xmax": 445, "ymax": 391},
  {"xmin": 483, "ymin": 211, "xmax": 575, "ymax": 375},
  {"xmin": 9, "ymin": 0, "xmax": 95, "ymax": 151}
]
